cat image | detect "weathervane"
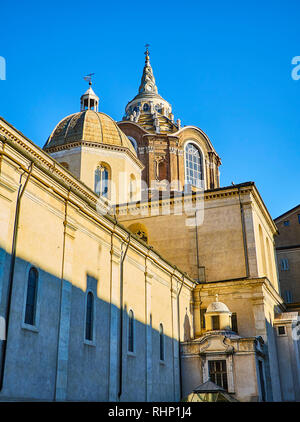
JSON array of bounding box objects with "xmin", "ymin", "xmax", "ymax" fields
[{"xmin": 83, "ymin": 73, "xmax": 95, "ymax": 86}]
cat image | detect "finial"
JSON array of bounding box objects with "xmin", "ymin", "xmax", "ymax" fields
[
  {"xmin": 144, "ymin": 43, "xmax": 150, "ymax": 62},
  {"xmin": 83, "ymin": 73, "xmax": 95, "ymax": 86},
  {"xmin": 215, "ymin": 294, "xmax": 219, "ymax": 302}
]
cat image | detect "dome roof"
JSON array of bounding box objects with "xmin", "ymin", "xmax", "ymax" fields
[
  {"xmin": 206, "ymin": 298, "xmax": 231, "ymax": 314},
  {"xmin": 44, "ymin": 110, "xmax": 137, "ymax": 155}
]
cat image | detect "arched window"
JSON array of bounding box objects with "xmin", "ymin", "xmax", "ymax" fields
[
  {"xmin": 128, "ymin": 309, "xmax": 134, "ymax": 353},
  {"xmin": 143, "ymin": 103, "xmax": 150, "ymax": 112},
  {"xmin": 159, "ymin": 323, "xmax": 164, "ymax": 361},
  {"xmin": 184, "ymin": 142, "xmax": 204, "ymax": 188},
  {"xmin": 127, "ymin": 136, "xmax": 138, "ymax": 153},
  {"xmin": 85, "ymin": 292, "xmax": 94, "ymax": 341},
  {"xmin": 94, "ymin": 164, "xmax": 110, "ymax": 198},
  {"xmin": 24, "ymin": 267, "xmax": 38, "ymax": 326}
]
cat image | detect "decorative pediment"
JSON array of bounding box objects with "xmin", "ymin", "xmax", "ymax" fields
[{"xmin": 198, "ymin": 334, "xmax": 235, "ymax": 355}]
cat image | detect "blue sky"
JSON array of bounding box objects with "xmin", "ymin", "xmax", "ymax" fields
[{"xmin": 0, "ymin": 0, "xmax": 299, "ymax": 218}]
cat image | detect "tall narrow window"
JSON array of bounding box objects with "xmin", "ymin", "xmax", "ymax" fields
[
  {"xmin": 200, "ymin": 308, "xmax": 207, "ymax": 330},
  {"xmin": 85, "ymin": 292, "xmax": 94, "ymax": 341},
  {"xmin": 280, "ymin": 258, "xmax": 289, "ymax": 271},
  {"xmin": 208, "ymin": 360, "xmax": 228, "ymax": 390},
  {"xmin": 159, "ymin": 323, "xmax": 165, "ymax": 361},
  {"xmin": 212, "ymin": 315, "xmax": 220, "ymax": 330},
  {"xmin": 94, "ymin": 164, "xmax": 109, "ymax": 198},
  {"xmin": 184, "ymin": 142, "xmax": 203, "ymax": 188},
  {"xmin": 24, "ymin": 267, "xmax": 38, "ymax": 326},
  {"xmin": 231, "ymin": 313, "xmax": 238, "ymax": 333},
  {"xmin": 128, "ymin": 310, "xmax": 134, "ymax": 353},
  {"xmin": 284, "ymin": 290, "xmax": 293, "ymax": 303}
]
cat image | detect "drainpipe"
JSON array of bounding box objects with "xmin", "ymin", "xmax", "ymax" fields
[
  {"xmin": 0, "ymin": 162, "xmax": 33, "ymax": 391},
  {"xmin": 117, "ymin": 233, "xmax": 131, "ymax": 401},
  {"xmin": 194, "ymin": 210, "xmax": 201, "ymax": 282},
  {"xmin": 53, "ymin": 187, "xmax": 71, "ymax": 401},
  {"xmin": 235, "ymin": 184, "xmax": 250, "ymax": 278},
  {"xmin": 177, "ymin": 275, "xmax": 184, "ymax": 400}
]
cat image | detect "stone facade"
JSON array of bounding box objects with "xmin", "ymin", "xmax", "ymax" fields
[
  {"xmin": 0, "ymin": 117, "xmax": 194, "ymax": 401},
  {"xmin": 0, "ymin": 49, "xmax": 299, "ymax": 402},
  {"xmin": 274, "ymin": 205, "xmax": 300, "ymax": 303}
]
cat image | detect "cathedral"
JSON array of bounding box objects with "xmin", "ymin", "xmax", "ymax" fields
[{"xmin": 0, "ymin": 48, "xmax": 299, "ymax": 402}]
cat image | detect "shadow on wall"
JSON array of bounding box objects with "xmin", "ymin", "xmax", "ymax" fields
[{"xmin": 0, "ymin": 248, "xmax": 189, "ymax": 402}]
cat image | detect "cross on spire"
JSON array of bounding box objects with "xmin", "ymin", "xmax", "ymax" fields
[{"xmin": 144, "ymin": 44, "xmax": 150, "ymax": 62}]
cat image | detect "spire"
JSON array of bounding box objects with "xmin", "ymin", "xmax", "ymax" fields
[
  {"xmin": 80, "ymin": 75, "xmax": 99, "ymax": 112},
  {"xmin": 138, "ymin": 45, "xmax": 158, "ymax": 95},
  {"xmin": 123, "ymin": 47, "xmax": 176, "ymax": 131}
]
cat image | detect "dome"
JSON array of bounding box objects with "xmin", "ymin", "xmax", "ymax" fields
[
  {"xmin": 44, "ymin": 110, "xmax": 137, "ymax": 155},
  {"xmin": 206, "ymin": 298, "xmax": 230, "ymax": 314}
]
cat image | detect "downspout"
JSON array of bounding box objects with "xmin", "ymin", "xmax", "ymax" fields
[
  {"xmin": 0, "ymin": 162, "xmax": 33, "ymax": 391},
  {"xmin": 177, "ymin": 275, "xmax": 184, "ymax": 400},
  {"xmin": 117, "ymin": 233, "xmax": 131, "ymax": 401},
  {"xmin": 236, "ymin": 184, "xmax": 250, "ymax": 278},
  {"xmin": 53, "ymin": 187, "xmax": 71, "ymax": 401}
]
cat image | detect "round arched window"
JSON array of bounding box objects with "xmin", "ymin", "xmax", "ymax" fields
[
  {"xmin": 94, "ymin": 164, "xmax": 110, "ymax": 198},
  {"xmin": 127, "ymin": 136, "xmax": 138, "ymax": 153},
  {"xmin": 184, "ymin": 143, "xmax": 203, "ymax": 188}
]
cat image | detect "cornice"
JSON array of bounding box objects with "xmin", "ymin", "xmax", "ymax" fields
[{"xmin": 44, "ymin": 139, "xmax": 144, "ymax": 170}]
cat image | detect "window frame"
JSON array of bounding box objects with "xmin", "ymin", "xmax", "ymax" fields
[
  {"xmin": 127, "ymin": 136, "xmax": 138, "ymax": 153},
  {"xmin": 84, "ymin": 290, "xmax": 96, "ymax": 346},
  {"xmin": 280, "ymin": 258, "xmax": 289, "ymax": 271},
  {"xmin": 204, "ymin": 356, "xmax": 235, "ymax": 393},
  {"xmin": 208, "ymin": 359, "xmax": 228, "ymax": 391},
  {"xmin": 159, "ymin": 322, "xmax": 165, "ymax": 363},
  {"xmin": 183, "ymin": 140, "xmax": 205, "ymax": 190},
  {"xmin": 94, "ymin": 163, "xmax": 110, "ymax": 199},
  {"xmin": 277, "ymin": 326, "xmax": 287, "ymax": 336},
  {"xmin": 22, "ymin": 264, "xmax": 40, "ymax": 332},
  {"xmin": 127, "ymin": 309, "xmax": 135, "ymax": 355},
  {"xmin": 284, "ymin": 290, "xmax": 293, "ymax": 304}
]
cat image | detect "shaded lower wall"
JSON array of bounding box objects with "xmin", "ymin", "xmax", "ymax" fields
[
  {"xmin": 0, "ymin": 250, "xmax": 180, "ymax": 402},
  {"xmin": 181, "ymin": 352, "xmax": 262, "ymax": 402}
]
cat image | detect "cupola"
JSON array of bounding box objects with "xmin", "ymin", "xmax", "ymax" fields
[
  {"xmin": 204, "ymin": 295, "xmax": 232, "ymax": 331},
  {"xmin": 80, "ymin": 83, "xmax": 99, "ymax": 112}
]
